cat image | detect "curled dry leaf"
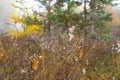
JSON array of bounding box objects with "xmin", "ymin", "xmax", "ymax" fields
[{"xmin": 32, "ymin": 58, "xmax": 39, "ymax": 70}]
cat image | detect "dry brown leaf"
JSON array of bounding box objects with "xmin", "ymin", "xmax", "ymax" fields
[
  {"xmin": 100, "ymin": 74, "xmax": 106, "ymax": 80},
  {"xmin": 91, "ymin": 45, "xmax": 96, "ymax": 49},
  {"xmin": 39, "ymin": 55, "xmax": 43, "ymax": 59},
  {"xmin": 79, "ymin": 49, "xmax": 83, "ymax": 59},
  {"xmin": 32, "ymin": 58, "xmax": 39, "ymax": 70}
]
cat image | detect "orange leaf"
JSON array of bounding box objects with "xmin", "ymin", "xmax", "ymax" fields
[
  {"xmin": 79, "ymin": 49, "xmax": 83, "ymax": 59},
  {"xmin": 32, "ymin": 58, "xmax": 39, "ymax": 70}
]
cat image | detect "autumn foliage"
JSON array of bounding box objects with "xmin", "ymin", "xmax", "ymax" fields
[{"xmin": 106, "ymin": 5, "xmax": 120, "ymax": 25}]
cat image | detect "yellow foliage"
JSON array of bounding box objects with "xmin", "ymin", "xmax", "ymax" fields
[
  {"xmin": 10, "ymin": 13, "xmax": 17, "ymax": 20},
  {"xmin": 8, "ymin": 24, "xmax": 43, "ymax": 38},
  {"xmin": 8, "ymin": 30, "xmax": 25, "ymax": 38},
  {"xmin": 25, "ymin": 25, "xmax": 41, "ymax": 34},
  {"xmin": 31, "ymin": 12, "xmax": 38, "ymax": 20},
  {"xmin": 10, "ymin": 13, "xmax": 21, "ymax": 23},
  {"xmin": 85, "ymin": 59, "xmax": 89, "ymax": 66}
]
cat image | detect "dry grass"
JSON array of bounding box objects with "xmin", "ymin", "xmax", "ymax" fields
[{"xmin": 0, "ymin": 33, "xmax": 120, "ymax": 80}]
